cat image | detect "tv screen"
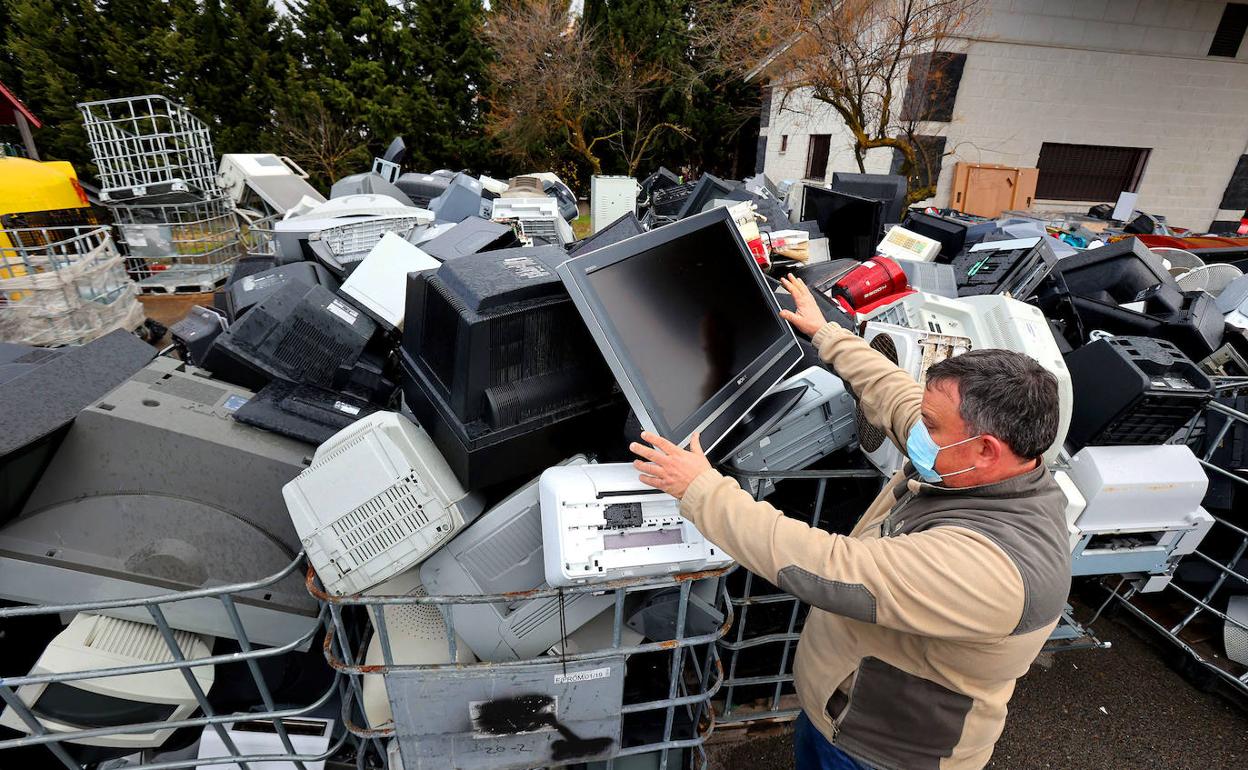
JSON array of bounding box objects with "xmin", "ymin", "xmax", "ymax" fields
[
  {"xmin": 802, "ymin": 187, "xmax": 885, "ymax": 260},
  {"xmin": 559, "ymin": 207, "xmax": 802, "ymax": 452}
]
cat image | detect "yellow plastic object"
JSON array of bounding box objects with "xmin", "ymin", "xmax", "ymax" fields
[{"xmin": 0, "ymin": 157, "xmax": 91, "ymax": 289}]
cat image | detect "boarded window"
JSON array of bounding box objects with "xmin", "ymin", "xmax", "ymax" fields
[
  {"xmin": 760, "ymin": 87, "xmax": 772, "ymax": 128},
  {"xmin": 1209, "ymin": 3, "xmax": 1248, "ymax": 57},
  {"xmin": 890, "ymin": 135, "xmax": 947, "ymax": 195},
  {"xmin": 1220, "ymin": 154, "xmax": 1248, "ymax": 210},
  {"xmin": 755, "ymin": 136, "xmax": 767, "ymax": 175},
  {"xmin": 1035, "ymin": 143, "xmax": 1151, "ymax": 202},
  {"xmin": 901, "ymin": 52, "xmax": 967, "ymax": 123},
  {"xmin": 807, "ymin": 135, "xmax": 831, "ymax": 179}
]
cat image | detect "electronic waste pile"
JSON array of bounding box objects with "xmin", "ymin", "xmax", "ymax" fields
[{"xmin": 1, "ymin": 96, "xmax": 1248, "ymax": 770}]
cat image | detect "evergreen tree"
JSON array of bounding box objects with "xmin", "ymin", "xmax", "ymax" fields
[
  {"xmin": 403, "ymin": 0, "xmax": 492, "ymax": 171},
  {"xmin": 283, "ymin": 0, "xmax": 439, "ymax": 169},
  {"xmin": 176, "ymin": 0, "xmax": 289, "ymax": 155}
]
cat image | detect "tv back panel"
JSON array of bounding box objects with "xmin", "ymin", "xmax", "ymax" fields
[
  {"xmin": 557, "ymin": 206, "xmax": 803, "ymax": 455},
  {"xmin": 830, "ymin": 172, "xmax": 908, "ymax": 224},
  {"xmin": 539, "ymin": 463, "xmax": 733, "ymax": 587},
  {"xmin": 232, "ymin": 379, "xmax": 378, "ymax": 446},
  {"xmin": 169, "ymin": 305, "xmax": 227, "ymax": 367},
  {"xmin": 419, "ymin": 456, "xmax": 614, "ymax": 662},
  {"xmin": 339, "ymin": 231, "xmax": 439, "ymax": 329},
  {"xmin": 801, "ymin": 187, "xmax": 886, "ymax": 260},
  {"xmin": 283, "ymin": 411, "xmax": 485, "ymax": 596},
  {"xmin": 0, "ymin": 357, "xmax": 318, "ymax": 646},
  {"xmin": 416, "ymin": 216, "xmax": 517, "ymax": 261},
  {"xmin": 208, "ymin": 281, "xmax": 377, "ymax": 391},
  {"xmin": 223, "ymin": 261, "xmax": 338, "ymax": 321},
  {"xmin": 0, "ymin": 614, "xmax": 214, "ymax": 748},
  {"xmin": 568, "ymin": 213, "xmax": 645, "ymax": 258}
]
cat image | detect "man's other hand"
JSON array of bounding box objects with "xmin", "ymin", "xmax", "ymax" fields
[
  {"xmin": 631, "ymin": 431, "xmax": 712, "ymax": 500},
  {"xmin": 778, "ymin": 273, "xmax": 827, "ymax": 338}
]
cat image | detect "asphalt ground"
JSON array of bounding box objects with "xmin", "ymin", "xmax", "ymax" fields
[{"xmin": 706, "ymin": 611, "xmax": 1248, "ymax": 770}]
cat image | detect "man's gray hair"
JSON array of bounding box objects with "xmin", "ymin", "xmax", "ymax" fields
[{"xmin": 925, "ymin": 349, "xmax": 1059, "ymax": 460}]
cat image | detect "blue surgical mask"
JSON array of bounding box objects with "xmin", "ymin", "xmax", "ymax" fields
[{"xmin": 905, "ymin": 422, "xmax": 981, "ymax": 484}]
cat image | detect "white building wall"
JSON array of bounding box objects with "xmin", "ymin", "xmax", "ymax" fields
[{"xmin": 759, "ymin": 0, "xmax": 1248, "ymax": 230}]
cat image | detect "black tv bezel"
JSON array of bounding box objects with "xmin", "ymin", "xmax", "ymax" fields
[{"xmin": 557, "ymin": 206, "xmax": 803, "ymax": 453}]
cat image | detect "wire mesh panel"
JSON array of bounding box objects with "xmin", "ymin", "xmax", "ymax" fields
[
  {"xmin": 713, "ymin": 468, "xmax": 883, "ymax": 726},
  {"xmin": 312, "ymin": 566, "xmax": 732, "ymax": 770},
  {"xmin": 78, "ymin": 96, "xmax": 218, "ymax": 203},
  {"xmin": 0, "ymin": 554, "xmax": 358, "ymax": 770},
  {"xmin": 109, "ymin": 196, "xmax": 242, "ymax": 293},
  {"xmin": 1106, "ymin": 397, "xmax": 1248, "ymax": 697},
  {"xmin": 0, "ymin": 225, "xmax": 144, "ymax": 346}
]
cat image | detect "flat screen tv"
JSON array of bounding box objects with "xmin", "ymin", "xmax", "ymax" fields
[{"xmin": 557, "ymin": 206, "xmax": 803, "ymax": 455}]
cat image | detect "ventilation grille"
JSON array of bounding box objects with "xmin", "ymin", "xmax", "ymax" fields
[
  {"xmin": 84, "ymin": 616, "xmax": 199, "ymax": 663},
  {"xmin": 419, "ymin": 278, "xmax": 466, "ymax": 393},
  {"xmin": 512, "ymin": 593, "xmax": 592, "ymax": 639},
  {"xmin": 330, "ymin": 477, "xmax": 435, "ymax": 573},
  {"xmin": 460, "ymin": 514, "xmax": 542, "ymax": 586},
  {"xmin": 380, "ymin": 583, "xmax": 448, "ymax": 644},
  {"xmin": 857, "ymin": 333, "xmax": 900, "ymax": 453},
  {"xmin": 272, "ymin": 317, "xmax": 354, "ymax": 385}
]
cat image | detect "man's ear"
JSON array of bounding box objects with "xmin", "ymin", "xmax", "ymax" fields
[{"xmin": 979, "ymin": 435, "xmax": 1006, "ymax": 465}]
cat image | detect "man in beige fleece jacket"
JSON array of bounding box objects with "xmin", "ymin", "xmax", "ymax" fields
[{"xmin": 630, "ymin": 275, "xmax": 1070, "ymax": 770}]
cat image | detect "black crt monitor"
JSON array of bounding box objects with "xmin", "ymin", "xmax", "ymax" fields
[
  {"xmin": 801, "ymin": 187, "xmax": 886, "ymax": 260},
  {"xmin": 830, "ymin": 172, "xmax": 908, "ymax": 224},
  {"xmin": 558, "ymin": 206, "xmax": 804, "ymax": 456}
]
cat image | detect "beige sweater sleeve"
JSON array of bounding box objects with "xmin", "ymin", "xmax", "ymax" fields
[
  {"xmin": 811, "ymin": 321, "xmax": 924, "ymax": 456},
  {"xmin": 681, "ymin": 470, "xmax": 1025, "ymax": 640}
]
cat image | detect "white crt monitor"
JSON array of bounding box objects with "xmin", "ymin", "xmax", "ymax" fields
[{"xmin": 0, "ymin": 614, "xmax": 214, "ymax": 748}]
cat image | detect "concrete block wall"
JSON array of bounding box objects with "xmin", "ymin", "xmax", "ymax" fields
[{"xmin": 759, "ymin": 0, "xmax": 1248, "ymax": 230}]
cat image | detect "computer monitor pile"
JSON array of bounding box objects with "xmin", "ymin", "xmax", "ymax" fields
[{"xmin": 7, "ymin": 156, "xmax": 1240, "ymax": 764}]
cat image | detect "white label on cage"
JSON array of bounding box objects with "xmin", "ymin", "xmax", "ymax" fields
[
  {"xmin": 326, "ymin": 299, "xmax": 360, "ymax": 325},
  {"xmin": 121, "ymin": 225, "xmax": 148, "ymax": 247},
  {"xmin": 553, "ymin": 667, "xmax": 612, "ymax": 685},
  {"xmin": 333, "ymin": 401, "xmax": 361, "ymax": 415}
]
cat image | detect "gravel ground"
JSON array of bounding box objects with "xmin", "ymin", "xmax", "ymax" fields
[{"xmin": 706, "ymin": 612, "xmax": 1248, "ymax": 770}]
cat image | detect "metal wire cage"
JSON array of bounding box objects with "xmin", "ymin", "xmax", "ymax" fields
[
  {"xmin": 0, "ymin": 555, "xmax": 364, "ymax": 770},
  {"xmin": 0, "ymin": 225, "xmax": 144, "ymax": 346},
  {"xmin": 1105, "ymin": 395, "xmax": 1248, "ymax": 698},
  {"xmin": 78, "ymin": 95, "xmax": 219, "ymax": 203},
  {"xmin": 713, "ymin": 467, "xmax": 883, "ymax": 726},
  {"xmin": 109, "ymin": 196, "xmax": 242, "ymax": 294},
  {"xmin": 310, "ymin": 565, "xmax": 733, "ymax": 770}
]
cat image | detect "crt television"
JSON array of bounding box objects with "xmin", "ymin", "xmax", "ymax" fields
[
  {"xmin": 801, "ymin": 187, "xmax": 886, "ymax": 260},
  {"xmin": 557, "ymin": 206, "xmax": 803, "ymax": 454}
]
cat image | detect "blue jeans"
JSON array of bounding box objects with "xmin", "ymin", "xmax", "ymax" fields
[{"xmin": 793, "ymin": 712, "xmax": 874, "ymax": 770}]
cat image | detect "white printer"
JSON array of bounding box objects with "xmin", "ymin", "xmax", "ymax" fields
[{"xmin": 540, "ymin": 463, "xmax": 733, "ymax": 587}]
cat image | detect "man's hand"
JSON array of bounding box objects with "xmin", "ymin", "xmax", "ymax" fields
[
  {"xmin": 778, "ymin": 273, "xmax": 827, "ymax": 338},
  {"xmin": 630, "ymin": 431, "xmax": 712, "ymax": 500}
]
